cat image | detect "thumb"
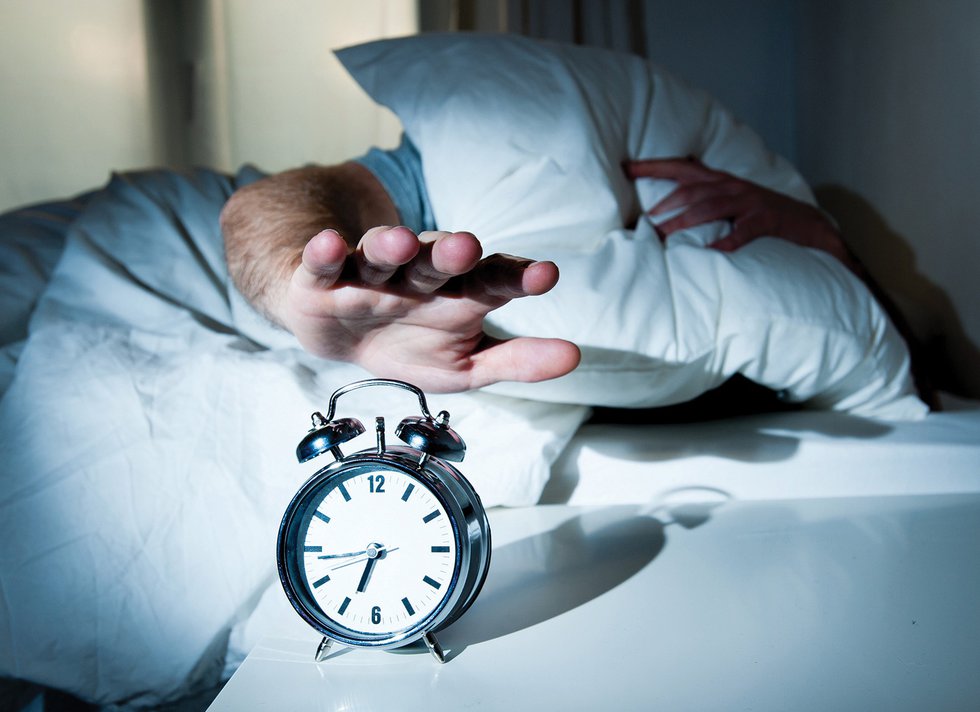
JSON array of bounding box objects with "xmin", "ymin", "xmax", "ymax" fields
[{"xmin": 466, "ymin": 337, "xmax": 580, "ymax": 389}]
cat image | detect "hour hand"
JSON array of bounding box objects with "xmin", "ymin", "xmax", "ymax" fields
[
  {"xmin": 356, "ymin": 556, "xmax": 378, "ymax": 593},
  {"xmin": 355, "ymin": 542, "xmax": 386, "ymax": 593}
]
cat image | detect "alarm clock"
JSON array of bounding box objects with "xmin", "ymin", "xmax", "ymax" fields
[{"xmin": 276, "ymin": 378, "xmax": 491, "ymax": 663}]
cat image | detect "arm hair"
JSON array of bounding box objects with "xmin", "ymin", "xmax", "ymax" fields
[{"xmin": 220, "ymin": 165, "xmax": 361, "ymax": 324}]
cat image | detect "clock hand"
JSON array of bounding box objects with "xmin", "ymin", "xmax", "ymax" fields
[
  {"xmin": 356, "ymin": 556, "xmax": 378, "ymax": 594},
  {"xmin": 330, "ymin": 546, "xmax": 399, "ymax": 571},
  {"xmin": 317, "ymin": 549, "xmax": 368, "ymax": 560},
  {"xmin": 356, "ymin": 542, "xmax": 388, "ymax": 594}
]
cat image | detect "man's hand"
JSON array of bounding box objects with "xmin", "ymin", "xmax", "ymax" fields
[
  {"xmin": 279, "ymin": 226, "xmax": 580, "ymax": 393},
  {"xmin": 625, "ymin": 157, "xmax": 861, "ymax": 274}
]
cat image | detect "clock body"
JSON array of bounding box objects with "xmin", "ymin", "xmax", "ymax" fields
[{"xmin": 277, "ymin": 445, "xmax": 491, "ymax": 650}]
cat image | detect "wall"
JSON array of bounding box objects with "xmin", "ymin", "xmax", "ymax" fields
[
  {"xmin": 201, "ymin": 0, "xmax": 413, "ymax": 173},
  {"xmin": 0, "ymin": 0, "xmax": 158, "ymax": 212},
  {"xmin": 639, "ymin": 0, "xmax": 798, "ymax": 164},
  {"xmin": 0, "ymin": 0, "xmax": 415, "ymax": 212},
  {"xmin": 796, "ymin": 0, "xmax": 980, "ymax": 395}
]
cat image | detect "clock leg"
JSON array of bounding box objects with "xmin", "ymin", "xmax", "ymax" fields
[
  {"xmin": 422, "ymin": 631, "xmax": 446, "ymax": 664},
  {"xmin": 314, "ymin": 636, "xmax": 334, "ymax": 662}
]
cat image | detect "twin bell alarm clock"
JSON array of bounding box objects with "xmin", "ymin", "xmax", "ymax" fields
[{"xmin": 276, "ymin": 378, "xmax": 491, "ymax": 663}]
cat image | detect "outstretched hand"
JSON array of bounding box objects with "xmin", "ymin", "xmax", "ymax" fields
[
  {"xmin": 280, "ymin": 226, "xmax": 580, "ymax": 393},
  {"xmin": 625, "ymin": 157, "xmax": 860, "ymax": 273}
]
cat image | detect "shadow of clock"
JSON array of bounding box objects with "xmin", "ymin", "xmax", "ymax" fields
[{"xmin": 438, "ymin": 507, "xmax": 666, "ymax": 658}]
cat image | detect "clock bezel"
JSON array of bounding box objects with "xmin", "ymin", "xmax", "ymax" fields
[{"xmin": 277, "ymin": 446, "xmax": 490, "ymax": 650}]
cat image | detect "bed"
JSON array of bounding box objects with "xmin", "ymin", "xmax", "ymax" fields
[{"xmin": 1, "ymin": 34, "xmax": 978, "ymax": 710}]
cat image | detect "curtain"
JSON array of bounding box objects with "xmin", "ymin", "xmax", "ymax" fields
[{"xmin": 419, "ymin": 0, "xmax": 645, "ymax": 53}]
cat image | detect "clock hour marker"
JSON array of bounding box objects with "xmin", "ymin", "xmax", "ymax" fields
[
  {"xmin": 304, "ymin": 545, "xmax": 323, "ymax": 553},
  {"xmin": 338, "ymin": 597, "xmax": 351, "ymax": 615},
  {"xmin": 431, "ymin": 546, "xmax": 450, "ymax": 553},
  {"xmin": 402, "ymin": 597, "xmax": 415, "ymax": 616},
  {"xmin": 312, "ymin": 574, "xmax": 330, "ymax": 588},
  {"xmin": 422, "ymin": 510, "xmax": 441, "ymax": 524},
  {"xmin": 313, "ymin": 510, "xmax": 330, "ymax": 524},
  {"xmin": 422, "ymin": 575, "xmax": 441, "ymax": 590},
  {"xmin": 401, "ymin": 483, "xmax": 415, "ymax": 502},
  {"xmin": 338, "ymin": 483, "xmax": 351, "ymax": 502}
]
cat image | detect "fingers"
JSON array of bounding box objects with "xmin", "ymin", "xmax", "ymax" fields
[
  {"xmin": 630, "ymin": 156, "xmax": 816, "ymax": 252},
  {"xmin": 708, "ymin": 218, "xmax": 769, "ymax": 253},
  {"xmin": 625, "ymin": 156, "xmax": 727, "ymax": 183},
  {"xmin": 356, "ymin": 225, "xmax": 420, "ymax": 284},
  {"xmin": 293, "ymin": 225, "xmax": 429, "ymax": 291},
  {"xmin": 655, "ymin": 194, "xmax": 748, "ymax": 236},
  {"xmin": 294, "ymin": 227, "xmax": 558, "ymax": 309},
  {"xmin": 518, "ymin": 260, "xmax": 561, "ymax": 296},
  {"xmin": 292, "ymin": 229, "xmax": 350, "ymax": 290},
  {"xmin": 316, "ymin": 226, "xmax": 487, "ymax": 292},
  {"xmin": 402, "ymin": 231, "xmax": 483, "ymax": 293},
  {"xmin": 628, "ymin": 157, "xmax": 749, "ymax": 239},
  {"xmin": 461, "ymin": 254, "xmax": 561, "ymax": 302},
  {"xmin": 466, "ymin": 337, "xmax": 581, "ymax": 389},
  {"xmin": 648, "ymin": 180, "xmax": 744, "ymax": 217}
]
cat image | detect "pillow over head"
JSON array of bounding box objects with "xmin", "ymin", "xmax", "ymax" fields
[{"xmin": 337, "ymin": 33, "xmax": 926, "ymax": 420}]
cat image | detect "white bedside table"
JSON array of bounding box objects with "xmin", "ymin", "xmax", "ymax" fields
[{"xmin": 210, "ymin": 496, "xmax": 980, "ymax": 711}]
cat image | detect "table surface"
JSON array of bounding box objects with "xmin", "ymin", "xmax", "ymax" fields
[{"xmin": 209, "ymin": 495, "xmax": 980, "ymax": 712}]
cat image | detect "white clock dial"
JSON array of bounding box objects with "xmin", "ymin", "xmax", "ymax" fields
[{"xmin": 299, "ymin": 468, "xmax": 457, "ymax": 636}]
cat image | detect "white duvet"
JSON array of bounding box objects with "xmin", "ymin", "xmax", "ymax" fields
[{"xmin": 0, "ymin": 169, "xmax": 586, "ymax": 707}]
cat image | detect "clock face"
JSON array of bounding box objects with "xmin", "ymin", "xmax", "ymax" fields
[{"xmin": 291, "ymin": 465, "xmax": 459, "ymax": 641}]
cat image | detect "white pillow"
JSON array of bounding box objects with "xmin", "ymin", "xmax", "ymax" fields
[{"xmin": 337, "ymin": 33, "xmax": 926, "ymax": 420}]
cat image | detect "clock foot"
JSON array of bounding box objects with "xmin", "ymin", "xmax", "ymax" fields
[
  {"xmin": 422, "ymin": 631, "xmax": 445, "ymax": 664},
  {"xmin": 314, "ymin": 636, "xmax": 334, "ymax": 662}
]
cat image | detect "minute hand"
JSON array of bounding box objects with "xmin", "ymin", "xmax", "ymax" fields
[
  {"xmin": 331, "ymin": 547, "xmax": 400, "ymax": 571},
  {"xmin": 318, "ymin": 550, "xmax": 368, "ymax": 560}
]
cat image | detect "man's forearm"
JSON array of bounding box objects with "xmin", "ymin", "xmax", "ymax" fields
[{"xmin": 220, "ymin": 165, "xmax": 362, "ymax": 324}]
